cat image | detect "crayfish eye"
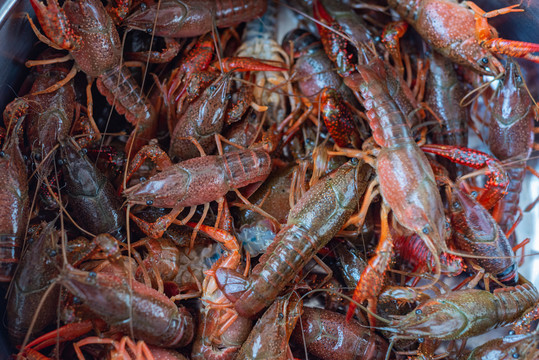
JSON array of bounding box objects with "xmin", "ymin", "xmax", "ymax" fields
[
  {"xmin": 481, "ymin": 57, "xmax": 489, "ymax": 65},
  {"xmin": 512, "ymin": 353, "xmax": 519, "ymax": 359},
  {"xmin": 209, "ymin": 85, "xmax": 216, "ymax": 92},
  {"xmin": 0, "ymin": 151, "xmax": 5, "ymax": 157},
  {"xmin": 57, "ymin": 159, "xmax": 64, "ymax": 166},
  {"xmin": 146, "ymin": 199, "xmax": 154, "ymax": 206},
  {"xmin": 452, "ymin": 201, "xmax": 461, "ymax": 210},
  {"xmin": 34, "ymin": 153, "xmax": 42, "ymax": 161},
  {"xmin": 422, "ymin": 226, "xmax": 429, "ymax": 234},
  {"xmin": 278, "ymin": 313, "xmax": 284, "ymax": 320},
  {"xmin": 139, "ymin": 177, "xmax": 146, "ymax": 183},
  {"xmin": 418, "ymin": 337, "xmax": 424, "ymax": 343},
  {"xmin": 516, "ymin": 74, "xmax": 523, "ymax": 84},
  {"xmin": 415, "ymin": 309, "xmax": 422, "ymax": 315},
  {"xmin": 470, "ymin": 191, "xmax": 478, "ymax": 198},
  {"xmin": 508, "ymin": 330, "xmax": 516, "ymax": 335},
  {"xmin": 445, "ymin": 221, "xmax": 450, "ymax": 229}
]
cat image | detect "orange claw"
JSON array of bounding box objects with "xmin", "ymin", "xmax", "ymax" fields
[
  {"xmin": 421, "ymin": 144, "xmax": 509, "ymax": 210},
  {"xmin": 24, "ymin": 319, "xmax": 106, "ymax": 352},
  {"xmin": 381, "ymin": 21, "xmax": 408, "ymax": 76},
  {"xmin": 482, "ymin": 39, "xmax": 539, "ymax": 63},
  {"xmin": 320, "ymin": 88, "xmax": 361, "ymax": 148},
  {"xmin": 29, "ymin": 0, "xmax": 82, "ymax": 51},
  {"xmin": 312, "ymin": 0, "xmax": 356, "ymax": 76},
  {"xmin": 185, "ymin": 222, "xmax": 239, "ymax": 253},
  {"xmin": 466, "ymin": 1, "xmax": 539, "ymax": 63},
  {"xmin": 346, "ymin": 204, "xmax": 393, "ymax": 327},
  {"xmin": 210, "ymin": 57, "xmax": 287, "ymax": 73}
]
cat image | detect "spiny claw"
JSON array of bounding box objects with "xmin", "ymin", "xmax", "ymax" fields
[
  {"xmin": 30, "ymin": 0, "xmax": 82, "ymax": 51},
  {"xmin": 312, "ymin": 0, "xmax": 356, "ymax": 76},
  {"xmin": 106, "ymin": 0, "xmax": 131, "ymax": 24},
  {"xmin": 421, "ymin": 144, "xmax": 509, "ymax": 209},
  {"xmin": 129, "ymin": 211, "xmax": 177, "ymax": 239},
  {"xmin": 320, "ymin": 88, "xmax": 361, "ymax": 148},
  {"xmin": 346, "ymin": 269, "xmax": 377, "ymax": 322},
  {"xmin": 484, "ymin": 39, "xmax": 539, "ymax": 63}
]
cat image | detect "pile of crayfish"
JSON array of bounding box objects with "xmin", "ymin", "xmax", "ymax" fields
[{"xmin": 1, "ymin": 0, "xmax": 539, "ymax": 359}]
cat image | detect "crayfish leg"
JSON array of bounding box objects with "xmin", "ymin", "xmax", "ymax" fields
[
  {"xmin": 465, "ymin": 1, "xmax": 508, "ymax": 42},
  {"xmin": 23, "ymin": 319, "xmax": 105, "ymax": 352},
  {"xmin": 466, "ymin": 2, "xmax": 524, "ymax": 20},
  {"xmin": 347, "ymin": 203, "xmax": 393, "ymax": 327},
  {"xmin": 29, "ymin": 64, "xmax": 78, "ymax": 96},
  {"xmin": 381, "ymin": 21, "xmax": 408, "ymax": 77},
  {"xmin": 120, "ymin": 142, "xmax": 173, "ymax": 194},
  {"xmin": 129, "ymin": 206, "xmax": 183, "ymax": 239},
  {"xmin": 126, "ymin": 38, "xmax": 181, "ymax": 64},
  {"xmin": 186, "ymin": 222, "xmax": 240, "ymax": 254},
  {"xmin": 70, "ymin": 101, "xmax": 101, "ymax": 149}
]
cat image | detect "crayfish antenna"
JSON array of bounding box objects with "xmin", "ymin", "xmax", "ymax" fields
[
  {"xmin": 459, "ymin": 71, "xmax": 502, "ymax": 107},
  {"xmin": 385, "ymin": 338, "xmax": 395, "ymax": 360}
]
